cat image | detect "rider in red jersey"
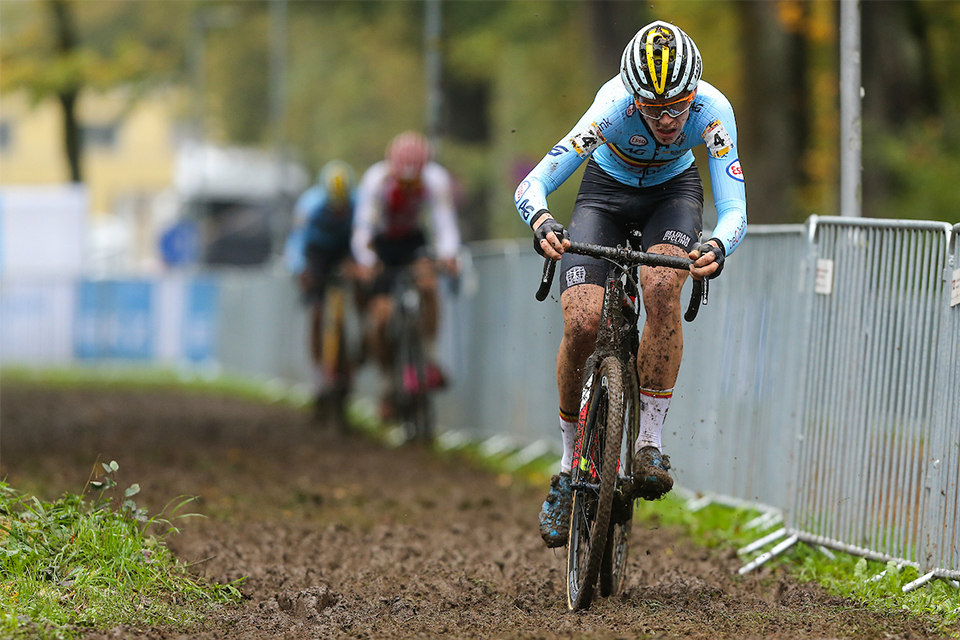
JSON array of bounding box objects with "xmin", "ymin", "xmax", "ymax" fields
[{"xmin": 352, "ymin": 132, "xmax": 461, "ymax": 420}]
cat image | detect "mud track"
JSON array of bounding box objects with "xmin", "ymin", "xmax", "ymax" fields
[{"xmin": 0, "ymin": 382, "xmax": 951, "ymax": 639}]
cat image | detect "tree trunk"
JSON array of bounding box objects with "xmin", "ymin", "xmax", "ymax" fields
[
  {"xmin": 50, "ymin": 0, "xmax": 82, "ymax": 183},
  {"xmin": 586, "ymin": 1, "xmax": 650, "ymax": 83},
  {"xmin": 737, "ymin": 1, "xmax": 808, "ymax": 224},
  {"xmin": 860, "ymin": 0, "xmax": 938, "ymax": 217}
]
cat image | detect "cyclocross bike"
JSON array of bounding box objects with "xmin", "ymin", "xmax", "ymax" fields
[
  {"xmin": 535, "ymin": 233, "xmax": 706, "ymax": 611},
  {"xmin": 316, "ymin": 275, "xmax": 353, "ymax": 432},
  {"xmin": 387, "ymin": 263, "xmax": 437, "ymax": 442}
]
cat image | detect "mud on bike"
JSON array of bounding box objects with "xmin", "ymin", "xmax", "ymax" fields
[{"xmin": 535, "ymin": 233, "xmax": 707, "ymax": 611}]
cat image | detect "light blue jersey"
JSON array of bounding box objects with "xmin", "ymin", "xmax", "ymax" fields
[
  {"xmin": 284, "ymin": 186, "xmax": 356, "ymax": 275},
  {"xmin": 515, "ymin": 78, "xmax": 746, "ymax": 254}
]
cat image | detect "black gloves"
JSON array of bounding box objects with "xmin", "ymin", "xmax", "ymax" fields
[
  {"xmin": 697, "ymin": 238, "xmax": 726, "ymax": 278},
  {"xmin": 533, "ymin": 212, "xmax": 568, "ymax": 257}
]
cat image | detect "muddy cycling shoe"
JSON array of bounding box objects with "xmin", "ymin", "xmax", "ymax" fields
[
  {"xmin": 630, "ymin": 446, "xmax": 673, "ymax": 501},
  {"xmin": 539, "ymin": 472, "xmax": 573, "ymax": 548}
]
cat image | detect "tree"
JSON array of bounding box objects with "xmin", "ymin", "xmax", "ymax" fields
[
  {"xmin": 737, "ymin": 1, "xmax": 811, "ymax": 224},
  {"xmin": 0, "ymin": 0, "xmax": 189, "ymax": 183}
]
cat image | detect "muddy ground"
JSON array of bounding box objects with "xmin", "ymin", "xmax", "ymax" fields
[{"xmin": 0, "ymin": 381, "xmax": 953, "ymax": 639}]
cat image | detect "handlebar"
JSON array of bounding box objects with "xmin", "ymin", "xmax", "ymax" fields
[{"xmin": 535, "ymin": 241, "xmax": 707, "ymax": 322}]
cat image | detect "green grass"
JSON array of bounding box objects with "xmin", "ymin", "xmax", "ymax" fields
[
  {"xmin": 0, "ymin": 461, "xmax": 242, "ymax": 640},
  {"xmin": 0, "ymin": 366, "xmax": 310, "ymax": 408}
]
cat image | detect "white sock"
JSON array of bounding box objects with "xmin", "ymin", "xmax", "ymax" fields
[
  {"xmin": 635, "ymin": 387, "xmax": 673, "ymax": 453},
  {"xmin": 559, "ymin": 411, "xmax": 578, "ymax": 473}
]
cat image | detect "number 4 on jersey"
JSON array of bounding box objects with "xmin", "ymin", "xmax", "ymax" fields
[{"xmin": 703, "ymin": 119, "xmax": 734, "ymax": 159}]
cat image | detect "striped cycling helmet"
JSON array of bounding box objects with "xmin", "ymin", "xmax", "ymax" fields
[
  {"xmin": 620, "ymin": 21, "xmax": 702, "ymax": 102},
  {"xmin": 386, "ymin": 131, "xmax": 433, "ymax": 181}
]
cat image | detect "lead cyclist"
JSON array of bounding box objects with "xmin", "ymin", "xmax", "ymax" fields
[{"xmin": 515, "ymin": 21, "xmax": 749, "ymax": 548}]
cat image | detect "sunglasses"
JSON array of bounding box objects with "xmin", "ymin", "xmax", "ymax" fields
[{"xmin": 636, "ymin": 92, "xmax": 695, "ymax": 120}]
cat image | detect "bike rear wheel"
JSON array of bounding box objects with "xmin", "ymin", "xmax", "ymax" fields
[
  {"xmin": 566, "ymin": 356, "xmax": 624, "ymax": 611},
  {"xmin": 600, "ymin": 357, "xmax": 638, "ymax": 597},
  {"xmin": 400, "ymin": 387, "xmax": 433, "ymax": 442},
  {"xmin": 600, "ymin": 503, "xmax": 632, "ymax": 597}
]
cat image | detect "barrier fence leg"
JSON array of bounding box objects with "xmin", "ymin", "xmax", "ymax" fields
[{"xmin": 738, "ymin": 534, "xmax": 800, "ymax": 575}]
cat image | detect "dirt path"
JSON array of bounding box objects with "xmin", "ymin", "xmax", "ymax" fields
[{"xmin": 0, "ymin": 381, "xmax": 951, "ymax": 639}]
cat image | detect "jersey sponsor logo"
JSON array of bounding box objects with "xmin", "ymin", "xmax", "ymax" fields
[
  {"xmin": 569, "ymin": 122, "xmax": 606, "ymax": 158},
  {"xmin": 548, "ymin": 145, "xmax": 568, "ymax": 157},
  {"xmin": 607, "ymin": 143, "xmax": 674, "ymax": 169},
  {"xmin": 595, "ymin": 117, "xmax": 613, "ymax": 133},
  {"xmin": 626, "ymin": 103, "xmax": 636, "ymax": 117},
  {"xmin": 662, "ymin": 229, "xmax": 692, "ymax": 248},
  {"xmin": 515, "ymin": 180, "xmax": 530, "ymax": 201},
  {"xmin": 725, "ymin": 159, "xmax": 744, "ymax": 182},
  {"xmin": 517, "ymin": 198, "xmax": 536, "ymax": 223},
  {"xmin": 703, "ymin": 119, "xmax": 734, "ymax": 158},
  {"xmin": 565, "ymin": 265, "xmax": 587, "ymax": 287},
  {"xmin": 629, "ymin": 134, "xmax": 649, "ymax": 147}
]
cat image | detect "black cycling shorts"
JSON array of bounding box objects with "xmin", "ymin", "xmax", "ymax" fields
[
  {"xmin": 559, "ymin": 159, "xmax": 704, "ymax": 295},
  {"xmin": 303, "ymin": 243, "xmax": 352, "ymax": 303},
  {"xmin": 370, "ymin": 230, "xmax": 428, "ymax": 295}
]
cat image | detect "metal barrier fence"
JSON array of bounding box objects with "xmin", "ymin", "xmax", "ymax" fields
[
  {"xmin": 783, "ymin": 218, "xmax": 958, "ymax": 586},
  {"xmin": 0, "ymin": 217, "xmax": 956, "ymax": 582},
  {"xmin": 930, "ymin": 223, "xmax": 960, "ymax": 581}
]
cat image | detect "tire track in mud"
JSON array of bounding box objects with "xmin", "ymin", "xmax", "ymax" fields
[{"xmin": 0, "ymin": 382, "xmax": 951, "ymax": 639}]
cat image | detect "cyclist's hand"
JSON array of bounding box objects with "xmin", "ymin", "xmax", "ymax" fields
[
  {"xmin": 533, "ymin": 211, "xmax": 570, "ymax": 260},
  {"xmin": 689, "ymin": 239, "xmax": 725, "ymax": 280}
]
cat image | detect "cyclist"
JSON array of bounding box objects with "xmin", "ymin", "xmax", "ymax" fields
[
  {"xmin": 351, "ymin": 131, "xmax": 461, "ymax": 421},
  {"xmin": 285, "ymin": 159, "xmax": 358, "ymax": 418},
  {"xmin": 515, "ymin": 21, "xmax": 747, "ymax": 547}
]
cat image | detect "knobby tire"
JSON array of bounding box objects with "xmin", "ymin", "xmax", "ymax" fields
[
  {"xmin": 600, "ymin": 355, "xmax": 639, "ymax": 597},
  {"xmin": 566, "ymin": 356, "xmax": 624, "ymax": 611}
]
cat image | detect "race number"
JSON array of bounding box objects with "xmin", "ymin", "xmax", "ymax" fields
[
  {"xmin": 703, "ymin": 119, "xmax": 734, "ymax": 159},
  {"xmin": 569, "ymin": 122, "xmax": 606, "ymax": 158}
]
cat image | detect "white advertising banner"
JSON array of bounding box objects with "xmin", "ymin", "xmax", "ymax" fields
[{"xmin": 0, "ymin": 184, "xmax": 88, "ymax": 278}]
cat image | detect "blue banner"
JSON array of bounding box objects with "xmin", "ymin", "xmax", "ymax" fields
[{"xmin": 74, "ymin": 280, "xmax": 154, "ymax": 360}]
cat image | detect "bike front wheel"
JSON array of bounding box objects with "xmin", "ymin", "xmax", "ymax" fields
[{"xmin": 566, "ymin": 355, "xmax": 624, "ymax": 611}]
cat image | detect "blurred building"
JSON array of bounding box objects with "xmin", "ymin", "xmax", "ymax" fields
[
  {"xmin": 0, "ymin": 89, "xmax": 178, "ymax": 218},
  {"xmin": 0, "ymin": 88, "xmax": 307, "ymax": 273}
]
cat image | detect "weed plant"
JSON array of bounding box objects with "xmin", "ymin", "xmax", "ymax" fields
[{"xmin": 0, "ymin": 461, "xmax": 242, "ymax": 640}]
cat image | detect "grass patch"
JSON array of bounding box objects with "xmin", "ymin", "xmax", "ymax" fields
[
  {"xmin": 637, "ymin": 494, "xmax": 960, "ymax": 634},
  {"xmin": 0, "ymin": 461, "xmax": 242, "ymax": 640},
  {"xmin": 0, "ymin": 366, "xmax": 310, "ymax": 409}
]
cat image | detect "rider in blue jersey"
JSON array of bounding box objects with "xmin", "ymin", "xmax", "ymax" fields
[
  {"xmin": 516, "ymin": 21, "xmax": 748, "ymax": 548},
  {"xmin": 285, "ymin": 160, "xmax": 358, "ymax": 415}
]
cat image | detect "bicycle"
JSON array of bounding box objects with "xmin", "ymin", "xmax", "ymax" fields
[
  {"xmin": 385, "ymin": 261, "xmax": 440, "ymax": 443},
  {"xmin": 315, "ymin": 275, "xmax": 354, "ymax": 432},
  {"xmin": 535, "ymin": 234, "xmax": 706, "ymax": 611}
]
